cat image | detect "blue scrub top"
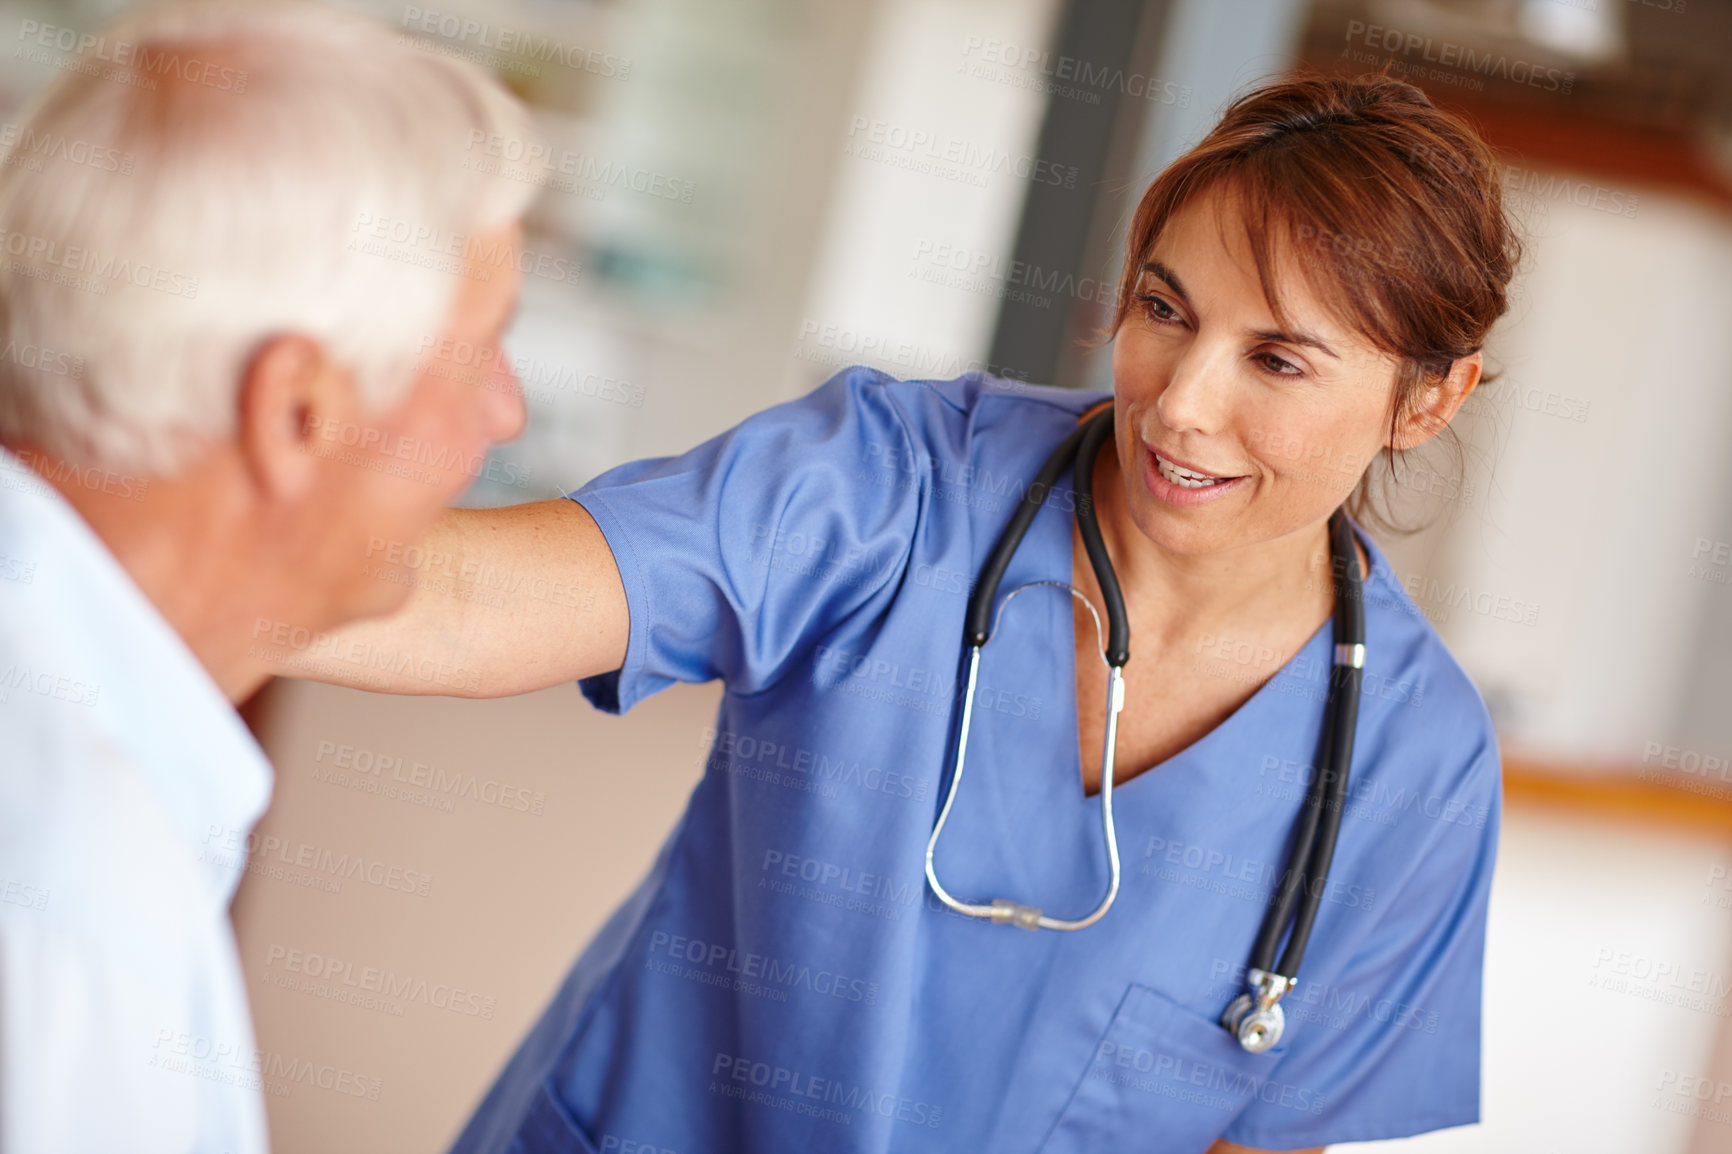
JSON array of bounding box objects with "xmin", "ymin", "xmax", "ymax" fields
[{"xmin": 451, "ymin": 368, "xmax": 1502, "ymax": 1154}]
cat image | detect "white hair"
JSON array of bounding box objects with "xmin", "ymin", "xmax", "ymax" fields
[{"xmin": 0, "ymin": 0, "xmax": 541, "ymax": 473}]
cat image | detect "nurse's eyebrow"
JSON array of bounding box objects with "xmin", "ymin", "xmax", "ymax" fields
[
  {"xmin": 1139, "ymin": 259, "xmax": 1341, "ymax": 361},
  {"xmin": 1140, "ymin": 260, "xmax": 1190, "ymax": 304},
  {"xmin": 1249, "ymin": 323, "xmax": 1340, "ymax": 360}
]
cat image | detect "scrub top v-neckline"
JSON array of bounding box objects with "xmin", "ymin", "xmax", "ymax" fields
[
  {"xmin": 952, "ymin": 443, "xmax": 1340, "ymax": 931},
  {"xmin": 1057, "ymin": 483, "xmax": 1345, "ymax": 807},
  {"xmin": 1067, "ymin": 606, "xmax": 1338, "ymax": 805}
]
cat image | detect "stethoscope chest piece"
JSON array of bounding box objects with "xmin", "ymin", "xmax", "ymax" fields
[{"xmin": 1219, "ymin": 968, "xmax": 1297, "ymax": 1053}]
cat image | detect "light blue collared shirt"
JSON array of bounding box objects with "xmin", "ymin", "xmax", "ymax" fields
[{"xmin": 0, "ymin": 447, "xmax": 274, "ymax": 1154}]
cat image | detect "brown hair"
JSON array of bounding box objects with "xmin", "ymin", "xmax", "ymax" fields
[{"xmin": 1111, "ymin": 70, "xmax": 1522, "ymax": 535}]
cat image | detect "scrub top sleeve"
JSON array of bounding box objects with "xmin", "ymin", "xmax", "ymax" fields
[
  {"xmin": 570, "ymin": 367, "xmax": 920, "ymax": 715},
  {"xmin": 1222, "ymin": 737, "xmax": 1504, "ymax": 1148}
]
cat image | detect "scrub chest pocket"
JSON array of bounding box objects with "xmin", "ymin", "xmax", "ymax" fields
[
  {"xmin": 505, "ymin": 1083, "xmax": 605, "ymax": 1154},
  {"xmin": 1039, "ymin": 984, "xmax": 1304, "ymax": 1154}
]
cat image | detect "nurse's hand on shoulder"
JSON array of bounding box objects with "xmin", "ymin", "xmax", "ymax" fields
[
  {"xmin": 281, "ymin": 501, "xmax": 628, "ymax": 697},
  {"xmin": 1207, "ymin": 1143, "xmax": 1324, "ymax": 1154}
]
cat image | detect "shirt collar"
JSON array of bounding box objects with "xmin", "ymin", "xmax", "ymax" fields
[{"xmin": 0, "ymin": 445, "xmax": 274, "ymax": 906}]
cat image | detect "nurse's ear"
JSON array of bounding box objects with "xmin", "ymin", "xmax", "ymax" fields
[{"xmin": 1388, "ymin": 351, "xmax": 1483, "ymax": 451}]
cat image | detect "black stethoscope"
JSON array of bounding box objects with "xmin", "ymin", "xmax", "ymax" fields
[{"xmin": 924, "ymin": 403, "xmax": 1366, "ymax": 1053}]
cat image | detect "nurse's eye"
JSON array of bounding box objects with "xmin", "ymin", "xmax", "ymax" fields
[
  {"xmin": 1254, "ymin": 350, "xmax": 1303, "ymax": 377},
  {"xmin": 1135, "ymin": 292, "xmax": 1182, "ymax": 326}
]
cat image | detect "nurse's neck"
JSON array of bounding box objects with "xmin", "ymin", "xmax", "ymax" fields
[{"xmin": 1084, "ymin": 429, "xmax": 1353, "ymax": 651}]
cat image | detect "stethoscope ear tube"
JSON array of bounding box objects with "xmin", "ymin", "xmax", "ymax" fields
[
  {"xmin": 932, "ymin": 403, "xmax": 1127, "ymax": 933},
  {"xmin": 964, "ymin": 418, "xmax": 1093, "ymax": 649},
  {"xmin": 1072, "ymin": 410, "xmax": 1129, "ymax": 668}
]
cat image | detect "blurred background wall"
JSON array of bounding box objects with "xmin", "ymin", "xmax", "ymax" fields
[{"xmin": 4, "ymin": 0, "xmax": 1731, "ymax": 1150}]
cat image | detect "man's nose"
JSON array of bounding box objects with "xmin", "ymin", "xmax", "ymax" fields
[{"xmin": 481, "ymin": 366, "xmax": 527, "ymax": 443}]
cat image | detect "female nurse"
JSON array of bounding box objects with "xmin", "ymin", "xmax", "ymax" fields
[{"xmin": 316, "ymin": 71, "xmax": 1516, "ymax": 1153}]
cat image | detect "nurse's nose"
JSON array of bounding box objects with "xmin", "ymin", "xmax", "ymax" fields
[{"xmin": 1155, "ymin": 342, "xmax": 1234, "ymax": 436}]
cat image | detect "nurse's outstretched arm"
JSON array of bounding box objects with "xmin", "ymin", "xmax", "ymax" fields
[{"xmin": 280, "ymin": 499, "xmax": 627, "ymax": 698}]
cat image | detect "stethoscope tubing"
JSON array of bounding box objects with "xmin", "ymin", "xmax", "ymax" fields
[
  {"xmin": 929, "ymin": 402, "xmax": 1366, "ymax": 1047},
  {"xmin": 1250, "ymin": 509, "xmax": 1366, "ymax": 976}
]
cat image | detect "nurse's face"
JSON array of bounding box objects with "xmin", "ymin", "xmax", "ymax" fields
[{"xmin": 1110, "ymin": 183, "xmax": 1408, "ymax": 556}]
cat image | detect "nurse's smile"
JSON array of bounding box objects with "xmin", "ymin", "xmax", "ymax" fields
[{"xmin": 1144, "ymin": 446, "xmax": 1247, "ymax": 505}]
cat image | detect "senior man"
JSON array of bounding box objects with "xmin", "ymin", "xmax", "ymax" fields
[{"xmin": 0, "ymin": 1, "xmax": 537, "ymax": 1150}]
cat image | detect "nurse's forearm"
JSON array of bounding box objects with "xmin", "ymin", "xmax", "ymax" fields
[{"xmin": 266, "ymin": 499, "xmax": 629, "ymax": 698}]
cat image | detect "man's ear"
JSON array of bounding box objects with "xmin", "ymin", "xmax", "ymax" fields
[
  {"xmin": 1391, "ymin": 350, "xmax": 1483, "ymax": 451},
  {"xmin": 237, "ymin": 333, "xmax": 347, "ymax": 501}
]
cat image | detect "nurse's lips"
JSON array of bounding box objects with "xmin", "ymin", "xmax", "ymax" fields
[{"xmin": 1143, "ymin": 444, "xmax": 1247, "ymax": 506}]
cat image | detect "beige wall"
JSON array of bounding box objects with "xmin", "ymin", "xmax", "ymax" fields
[{"xmin": 233, "ymin": 677, "xmax": 719, "ymax": 1154}]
